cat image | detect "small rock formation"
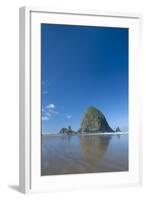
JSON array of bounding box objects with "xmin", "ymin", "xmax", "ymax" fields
[
  {"xmin": 115, "ymin": 127, "xmax": 121, "ymax": 132},
  {"xmin": 59, "ymin": 126, "xmax": 76, "ymax": 135},
  {"xmin": 79, "ymin": 106, "xmax": 114, "ymax": 133},
  {"xmin": 59, "ymin": 127, "xmax": 69, "ymax": 134}
]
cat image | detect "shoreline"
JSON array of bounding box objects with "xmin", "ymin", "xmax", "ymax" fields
[{"xmin": 42, "ymin": 132, "xmax": 128, "ymax": 137}]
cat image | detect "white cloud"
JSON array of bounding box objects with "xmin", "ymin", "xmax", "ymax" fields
[
  {"xmin": 67, "ymin": 115, "xmax": 72, "ymax": 119},
  {"xmin": 42, "ymin": 116, "xmax": 50, "ymax": 121},
  {"xmin": 46, "ymin": 104, "xmax": 55, "ymax": 109},
  {"xmin": 42, "ymin": 103, "xmax": 59, "ymax": 121},
  {"xmin": 42, "ymin": 104, "xmax": 72, "ymax": 122}
]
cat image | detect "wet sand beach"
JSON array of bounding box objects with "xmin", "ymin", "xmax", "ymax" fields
[{"xmin": 41, "ymin": 134, "xmax": 128, "ymax": 176}]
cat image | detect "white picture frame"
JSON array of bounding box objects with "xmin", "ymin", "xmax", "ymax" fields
[{"xmin": 19, "ymin": 6, "xmax": 143, "ymax": 194}]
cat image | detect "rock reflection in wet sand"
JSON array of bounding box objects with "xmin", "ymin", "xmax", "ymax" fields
[
  {"xmin": 41, "ymin": 134, "xmax": 128, "ymax": 176},
  {"xmin": 79, "ymin": 135, "xmax": 111, "ymax": 165}
]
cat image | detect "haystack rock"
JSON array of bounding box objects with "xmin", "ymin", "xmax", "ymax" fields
[{"xmin": 80, "ymin": 106, "xmax": 114, "ymax": 133}]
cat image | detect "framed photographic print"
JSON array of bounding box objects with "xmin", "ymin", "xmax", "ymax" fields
[{"xmin": 19, "ymin": 7, "xmax": 142, "ymax": 193}]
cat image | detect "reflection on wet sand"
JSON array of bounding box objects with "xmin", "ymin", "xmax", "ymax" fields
[
  {"xmin": 41, "ymin": 134, "xmax": 128, "ymax": 176},
  {"xmin": 79, "ymin": 135, "xmax": 111, "ymax": 164}
]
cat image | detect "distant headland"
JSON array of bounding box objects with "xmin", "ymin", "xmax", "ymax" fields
[{"xmin": 59, "ymin": 106, "xmax": 121, "ymax": 135}]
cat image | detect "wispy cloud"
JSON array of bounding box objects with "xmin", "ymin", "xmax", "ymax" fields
[
  {"xmin": 45, "ymin": 112, "xmax": 51, "ymax": 117},
  {"xmin": 46, "ymin": 104, "xmax": 55, "ymax": 109},
  {"xmin": 42, "ymin": 108, "xmax": 51, "ymax": 121},
  {"xmin": 42, "ymin": 116, "xmax": 50, "ymax": 121},
  {"xmin": 42, "ymin": 103, "xmax": 72, "ymax": 122},
  {"xmin": 67, "ymin": 115, "xmax": 72, "ymax": 119},
  {"xmin": 42, "ymin": 103, "xmax": 58, "ymax": 121},
  {"xmin": 49, "ymin": 109, "xmax": 59, "ymax": 115}
]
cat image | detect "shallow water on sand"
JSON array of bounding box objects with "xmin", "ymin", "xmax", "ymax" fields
[{"xmin": 41, "ymin": 134, "xmax": 128, "ymax": 176}]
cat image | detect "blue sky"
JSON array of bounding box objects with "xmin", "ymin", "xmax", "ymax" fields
[{"xmin": 41, "ymin": 23, "xmax": 128, "ymax": 133}]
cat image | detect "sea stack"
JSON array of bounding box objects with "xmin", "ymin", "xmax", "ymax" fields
[
  {"xmin": 80, "ymin": 106, "xmax": 114, "ymax": 133},
  {"xmin": 115, "ymin": 127, "xmax": 121, "ymax": 132},
  {"xmin": 59, "ymin": 126, "xmax": 76, "ymax": 135}
]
